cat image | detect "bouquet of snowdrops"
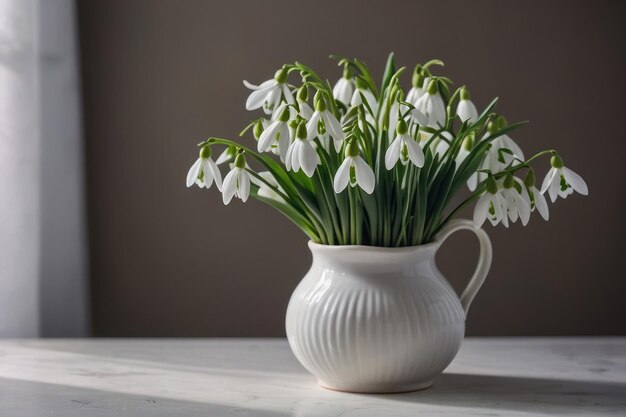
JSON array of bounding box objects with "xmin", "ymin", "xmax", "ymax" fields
[{"xmin": 186, "ymin": 54, "xmax": 587, "ymax": 247}]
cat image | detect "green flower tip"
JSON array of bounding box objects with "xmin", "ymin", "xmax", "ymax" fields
[
  {"xmin": 199, "ymin": 145, "xmax": 212, "ymax": 159},
  {"xmin": 460, "ymin": 86, "xmax": 471, "ymax": 101},
  {"xmin": 278, "ymin": 107, "xmax": 290, "ymax": 122},
  {"xmin": 396, "ymin": 119, "xmax": 409, "ymax": 135},
  {"xmin": 345, "ymin": 140, "xmax": 359, "ymax": 158},
  {"xmin": 314, "ymin": 95, "xmax": 327, "ymax": 112},
  {"xmin": 426, "ymin": 79, "xmax": 438, "ymax": 95},
  {"xmin": 462, "ymin": 135, "xmax": 474, "ymax": 151},
  {"xmin": 503, "ymin": 173, "xmax": 515, "ymax": 189},
  {"xmin": 296, "ymin": 121, "xmax": 307, "ymax": 140},
  {"xmin": 524, "ymin": 170, "xmax": 536, "ymax": 188},
  {"xmin": 297, "ymin": 86, "xmax": 308, "ymax": 102},
  {"xmin": 342, "ymin": 65, "xmax": 352, "ymax": 79},
  {"xmin": 274, "ymin": 67, "xmax": 288, "ymax": 84},
  {"xmin": 234, "ymin": 152, "xmax": 246, "ymax": 169},
  {"xmin": 253, "ymin": 121, "xmax": 264, "ymax": 139},
  {"xmin": 486, "ymin": 175, "xmax": 498, "ymax": 194},
  {"xmin": 550, "ymin": 154, "xmax": 564, "ymax": 168},
  {"xmin": 411, "ymin": 65, "xmax": 423, "ymax": 87}
]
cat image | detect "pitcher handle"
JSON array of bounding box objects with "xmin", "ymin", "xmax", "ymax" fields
[{"xmin": 435, "ymin": 219, "xmax": 492, "ymax": 316}]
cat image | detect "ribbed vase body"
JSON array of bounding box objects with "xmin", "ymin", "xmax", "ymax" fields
[{"xmin": 286, "ymin": 241, "xmax": 466, "ymax": 393}]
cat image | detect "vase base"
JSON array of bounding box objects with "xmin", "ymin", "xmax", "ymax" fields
[{"xmin": 318, "ymin": 379, "xmax": 434, "ymax": 394}]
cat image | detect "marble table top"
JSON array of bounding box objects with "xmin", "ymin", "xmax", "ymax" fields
[{"xmin": 0, "ymin": 338, "xmax": 624, "ymax": 416}]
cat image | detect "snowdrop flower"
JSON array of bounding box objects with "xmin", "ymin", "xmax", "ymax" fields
[
  {"xmin": 222, "ymin": 152, "xmax": 250, "ymax": 204},
  {"xmin": 332, "ymin": 68, "xmax": 354, "ymax": 106},
  {"xmin": 385, "ymin": 119, "xmax": 425, "ymax": 169},
  {"xmin": 540, "ymin": 155, "xmax": 588, "ymax": 202},
  {"xmin": 251, "ymin": 171, "xmax": 286, "ymax": 204},
  {"xmin": 456, "ymin": 86, "xmax": 478, "ymax": 123},
  {"xmin": 479, "ymin": 116, "xmax": 525, "ymax": 178},
  {"xmin": 413, "ymin": 79, "xmax": 446, "ymax": 128},
  {"xmin": 244, "ymin": 67, "xmax": 293, "ymax": 115},
  {"xmin": 306, "ymin": 93, "xmax": 345, "ymax": 152},
  {"xmin": 525, "ymin": 170, "xmax": 549, "ymax": 221},
  {"xmin": 215, "ymin": 145, "xmax": 237, "ymax": 165},
  {"xmin": 406, "ymin": 69, "xmax": 426, "ymax": 105},
  {"xmin": 431, "ymin": 130, "xmax": 454, "ymax": 159},
  {"xmin": 257, "ymin": 107, "xmax": 292, "ymax": 162},
  {"xmin": 285, "ymin": 122, "xmax": 320, "ymax": 177},
  {"xmin": 349, "ymin": 77, "xmax": 378, "ymax": 115},
  {"xmin": 186, "ymin": 145, "xmax": 223, "ymax": 190},
  {"xmin": 501, "ymin": 174, "xmax": 531, "ymax": 226},
  {"xmin": 334, "ymin": 140, "xmax": 375, "ymax": 194},
  {"xmin": 296, "ymin": 86, "xmax": 314, "ymax": 120},
  {"xmin": 473, "ymin": 176, "xmax": 509, "ymax": 228},
  {"xmin": 455, "ymin": 134, "xmax": 481, "ymax": 191}
]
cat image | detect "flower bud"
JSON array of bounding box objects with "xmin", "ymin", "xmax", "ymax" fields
[
  {"xmin": 234, "ymin": 152, "xmax": 246, "ymax": 169},
  {"xmin": 486, "ymin": 175, "xmax": 498, "ymax": 194},
  {"xmin": 460, "ymin": 86, "xmax": 471, "ymax": 101},
  {"xmin": 314, "ymin": 95, "xmax": 327, "ymax": 112},
  {"xmin": 297, "ymin": 86, "xmax": 308, "ymax": 102},
  {"xmin": 550, "ymin": 154, "xmax": 564, "ymax": 168},
  {"xmin": 503, "ymin": 172, "xmax": 515, "ymax": 189},
  {"xmin": 411, "ymin": 64, "xmax": 423, "ymax": 88},
  {"xmin": 345, "ymin": 140, "xmax": 359, "ymax": 158},
  {"xmin": 426, "ymin": 79, "xmax": 438, "ymax": 95},
  {"xmin": 342, "ymin": 65, "xmax": 352, "ymax": 79},
  {"xmin": 274, "ymin": 67, "xmax": 288, "ymax": 84},
  {"xmin": 199, "ymin": 145, "xmax": 212, "ymax": 159},
  {"xmin": 396, "ymin": 118, "xmax": 409, "ymax": 135},
  {"xmin": 253, "ymin": 121, "xmax": 264, "ymax": 140},
  {"xmin": 524, "ymin": 170, "xmax": 536, "ymax": 188}
]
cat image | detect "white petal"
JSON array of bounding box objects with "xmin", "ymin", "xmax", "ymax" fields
[
  {"xmin": 322, "ymin": 111, "xmax": 344, "ymax": 142},
  {"xmin": 215, "ymin": 149, "xmax": 232, "ymax": 165},
  {"xmin": 299, "ymin": 101, "xmax": 314, "ymax": 120},
  {"xmin": 353, "ymin": 156, "xmax": 375, "ymax": 194},
  {"xmin": 299, "ymin": 140, "xmax": 319, "ymax": 177},
  {"xmin": 246, "ymin": 88, "xmax": 270, "ymax": 111},
  {"xmin": 405, "ymin": 136, "xmax": 425, "ymax": 167},
  {"xmin": 239, "ymin": 170, "xmax": 250, "ymax": 202},
  {"xmin": 306, "ymin": 111, "xmax": 322, "ymax": 139},
  {"xmin": 385, "ymin": 136, "xmax": 402, "ymax": 170},
  {"xmin": 473, "ymin": 194, "xmax": 491, "ymax": 228},
  {"xmin": 532, "ymin": 187, "xmax": 549, "ymax": 221},
  {"xmin": 456, "ymin": 99, "xmax": 478, "ymax": 122},
  {"xmin": 221, "ymin": 169, "xmax": 238, "ymax": 204},
  {"xmin": 284, "ymin": 142, "xmax": 296, "ymax": 171},
  {"xmin": 186, "ymin": 158, "xmax": 202, "ymax": 187},
  {"xmin": 257, "ymin": 121, "xmax": 281, "ymax": 152},
  {"xmin": 199, "ymin": 159, "xmax": 213, "ymax": 189},
  {"xmin": 282, "ymin": 84, "xmax": 294, "ymax": 104},
  {"xmin": 243, "ymin": 79, "xmax": 275, "ymax": 90},
  {"xmin": 333, "ymin": 158, "xmax": 352, "ymax": 193},
  {"xmin": 562, "ymin": 167, "xmax": 588, "ymax": 195},
  {"xmin": 540, "ymin": 168, "xmax": 557, "ymax": 194},
  {"xmin": 207, "ymin": 159, "xmax": 222, "ymax": 191},
  {"xmin": 277, "ymin": 123, "xmax": 291, "ymax": 162},
  {"xmin": 430, "ymin": 94, "xmax": 446, "ymax": 127}
]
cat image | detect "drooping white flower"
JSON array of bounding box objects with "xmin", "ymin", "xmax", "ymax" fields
[
  {"xmin": 295, "ymin": 86, "xmax": 314, "ymax": 120},
  {"xmin": 334, "ymin": 141, "xmax": 375, "ymax": 194},
  {"xmin": 456, "ymin": 87, "xmax": 478, "ymax": 123},
  {"xmin": 540, "ymin": 155, "xmax": 588, "ymax": 202},
  {"xmin": 412, "ymin": 79, "xmax": 446, "ymax": 128},
  {"xmin": 332, "ymin": 75, "xmax": 354, "ymax": 106},
  {"xmin": 306, "ymin": 95, "xmax": 345, "ymax": 152},
  {"xmin": 473, "ymin": 176, "xmax": 509, "ymax": 228},
  {"xmin": 257, "ymin": 106, "xmax": 292, "ymax": 162},
  {"xmin": 501, "ymin": 175, "xmax": 531, "ymax": 226},
  {"xmin": 349, "ymin": 83, "xmax": 378, "ymax": 116},
  {"xmin": 186, "ymin": 145, "xmax": 223, "ymax": 191},
  {"xmin": 221, "ymin": 153, "xmax": 250, "ymax": 204},
  {"xmin": 431, "ymin": 130, "xmax": 454, "ymax": 159},
  {"xmin": 250, "ymin": 171, "xmax": 285, "ymax": 204},
  {"xmin": 406, "ymin": 71, "xmax": 428, "ymax": 105},
  {"xmin": 244, "ymin": 68, "xmax": 294, "ymax": 115},
  {"xmin": 524, "ymin": 171, "xmax": 549, "ymax": 221},
  {"xmin": 385, "ymin": 119, "xmax": 425, "ymax": 169},
  {"xmin": 285, "ymin": 122, "xmax": 320, "ymax": 177}
]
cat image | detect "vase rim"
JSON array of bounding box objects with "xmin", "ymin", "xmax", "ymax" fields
[{"xmin": 308, "ymin": 239, "xmax": 441, "ymax": 252}]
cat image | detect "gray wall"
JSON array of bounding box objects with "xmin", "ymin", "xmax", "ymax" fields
[{"xmin": 78, "ymin": 0, "xmax": 626, "ymax": 336}]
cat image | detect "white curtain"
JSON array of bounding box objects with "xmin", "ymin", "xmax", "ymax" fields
[{"xmin": 0, "ymin": 0, "xmax": 89, "ymax": 336}]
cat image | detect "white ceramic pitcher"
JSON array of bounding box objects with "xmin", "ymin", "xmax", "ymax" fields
[{"xmin": 285, "ymin": 219, "xmax": 492, "ymax": 393}]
